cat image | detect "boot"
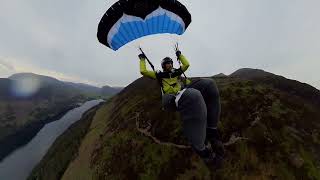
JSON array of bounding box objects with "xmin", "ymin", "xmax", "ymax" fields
[
  {"xmin": 206, "ymin": 128, "xmax": 225, "ymax": 157},
  {"xmin": 193, "ymin": 146, "xmax": 223, "ymax": 169}
]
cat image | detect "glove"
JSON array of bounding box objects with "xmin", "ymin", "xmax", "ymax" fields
[
  {"xmin": 176, "ymin": 50, "xmax": 181, "ymax": 58},
  {"xmin": 138, "ymin": 53, "xmax": 146, "ymax": 60}
]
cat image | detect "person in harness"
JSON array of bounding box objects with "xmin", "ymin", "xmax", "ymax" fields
[{"xmin": 138, "ymin": 47, "xmax": 224, "ymax": 168}]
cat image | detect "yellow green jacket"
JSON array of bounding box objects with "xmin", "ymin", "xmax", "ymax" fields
[{"xmin": 140, "ymin": 54, "xmax": 190, "ymax": 95}]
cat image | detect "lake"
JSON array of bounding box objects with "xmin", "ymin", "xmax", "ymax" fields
[{"xmin": 0, "ymin": 99, "xmax": 104, "ymax": 180}]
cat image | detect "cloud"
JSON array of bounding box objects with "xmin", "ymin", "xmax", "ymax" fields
[
  {"xmin": 0, "ymin": 58, "xmax": 16, "ymax": 77},
  {"xmin": 0, "ymin": 58, "xmax": 15, "ymax": 71}
]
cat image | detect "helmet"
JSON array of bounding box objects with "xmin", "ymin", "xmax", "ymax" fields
[{"xmin": 161, "ymin": 57, "xmax": 173, "ymax": 69}]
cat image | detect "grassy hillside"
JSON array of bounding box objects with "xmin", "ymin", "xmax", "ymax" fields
[
  {"xmin": 29, "ymin": 73, "xmax": 320, "ymax": 180},
  {"xmin": 230, "ymin": 68, "xmax": 320, "ymax": 106}
]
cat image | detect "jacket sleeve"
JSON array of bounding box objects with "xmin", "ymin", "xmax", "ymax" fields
[
  {"xmin": 178, "ymin": 54, "xmax": 190, "ymax": 72},
  {"xmin": 140, "ymin": 58, "xmax": 156, "ymax": 79}
]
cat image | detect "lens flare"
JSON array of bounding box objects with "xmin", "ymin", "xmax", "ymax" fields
[{"xmin": 11, "ymin": 76, "xmax": 40, "ymax": 97}]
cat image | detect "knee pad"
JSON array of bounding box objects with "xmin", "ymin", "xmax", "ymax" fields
[{"xmin": 185, "ymin": 88, "xmax": 203, "ymax": 101}]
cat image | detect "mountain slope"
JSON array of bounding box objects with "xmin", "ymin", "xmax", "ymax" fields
[
  {"xmin": 230, "ymin": 68, "xmax": 320, "ymax": 106},
  {"xmin": 29, "ymin": 71, "xmax": 320, "ymax": 180}
]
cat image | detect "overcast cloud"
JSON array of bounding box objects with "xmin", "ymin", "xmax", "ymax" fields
[{"xmin": 0, "ymin": 0, "xmax": 319, "ymax": 89}]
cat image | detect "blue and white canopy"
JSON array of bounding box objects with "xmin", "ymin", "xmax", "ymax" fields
[{"xmin": 97, "ymin": 0, "xmax": 192, "ymax": 51}]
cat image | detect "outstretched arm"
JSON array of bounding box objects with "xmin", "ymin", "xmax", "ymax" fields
[
  {"xmin": 178, "ymin": 53, "xmax": 190, "ymax": 72},
  {"xmin": 139, "ymin": 56, "xmax": 156, "ymax": 79}
]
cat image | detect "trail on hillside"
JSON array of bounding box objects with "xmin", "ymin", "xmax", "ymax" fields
[{"xmin": 134, "ymin": 112, "xmax": 248, "ymax": 149}]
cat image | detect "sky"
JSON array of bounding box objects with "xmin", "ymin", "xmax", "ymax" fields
[{"xmin": 0, "ymin": 0, "xmax": 319, "ymax": 89}]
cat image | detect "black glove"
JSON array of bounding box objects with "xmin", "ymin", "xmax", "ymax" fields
[
  {"xmin": 138, "ymin": 53, "xmax": 146, "ymax": 59},
  {"xmin": 176, "ymin": 50, "xmax": 181, "ymax": 57}
]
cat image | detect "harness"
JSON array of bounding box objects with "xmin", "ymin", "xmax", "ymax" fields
[{"xmin": 155, "ymin": 69, "xmax": 185, "ymax": 94}]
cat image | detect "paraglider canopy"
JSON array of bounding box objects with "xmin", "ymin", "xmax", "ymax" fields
[{"xmin": 97, "ymin": 0, "xmax": 192, "ymax": 51}]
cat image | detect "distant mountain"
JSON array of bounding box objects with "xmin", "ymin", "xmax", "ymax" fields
[
  {"xmin": 9, "ymin": 73, "xmax": 64, "ymax": 86},
  {"xmin": 64, "ymin": 82, "xmax": 101, "ymax": 95},
  {"xmin": 0, "ymin": 73, "xmax": 120, "ymax": 161},
  {"xmin": 230, "ymin": 68, "xmax": 274, "ymax": 79},
  {"xmin": 7, "ymin": 73, "xmax": 123, "ymax": 98},
  {"xmin": 65, "ymin": 82, "xmax": 123, "ymax": 96},
  {"xmin": 212, "ymin": 73, "xmax": 227, "ymax": 78},
  {"xmin": 101, "ymin": 85, "xmax": 122, "ymax": 96},
  {"xmin": 6, "ymin": 73, "xmax": 81, "ymax": 101},
  {"xmin": 0, "ymin": 73, "xmax": 90, "ymax": 161},
  {"xmin": 29, "ymin": 69, "xmax": 320, "ymax": 180}
]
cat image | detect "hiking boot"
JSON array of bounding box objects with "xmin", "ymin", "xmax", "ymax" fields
[
  {"xmin": 206, "ymin": 128, "xmax": 225, "ymax": 157},
  {"xmin": 211, "ymin": 139, "xmax": 225, "ymax": 157},
  {"xmin": 194, "ymin": 146, "xmax": 223, "ymax": 169}
]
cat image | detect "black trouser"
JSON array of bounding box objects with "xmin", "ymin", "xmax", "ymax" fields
[{"xmin": 162, "ymin": 78, "xmax": 221, "ymax": 150}]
